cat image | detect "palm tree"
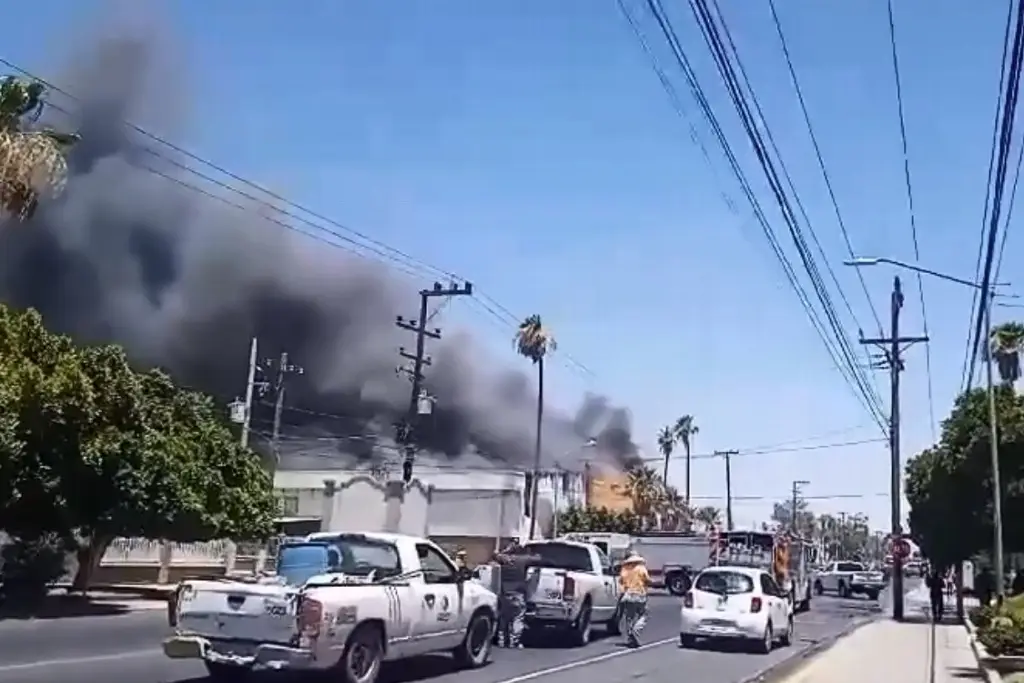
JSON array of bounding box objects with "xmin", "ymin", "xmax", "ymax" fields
[
  {"xmin": 624, "ymin": 464, "xmax": 662, "ymax": 530},
  {"xmin": 673, "ymin": 415, "xmax": 699, "ymax": 504},
  {"xmin": 657, "ymin": 425, "xmax": 675, "ymax": 486},
  {"xmin": 694, "ymin": 505, "xmax": 722, "ymax": 532},
  {"xmin": 990, "ymin": 321, "xmax": 1024, "ymax": 387},
  {"xmin": 658, "ymin": 484, "xmax": 690, "ymax": 531},
  {"xmin": 0, "ymin": 76, "xmax": 79, "ymax": 220},
  {"xmin": 514, "ymin": 314, "xmax": 557, "ymax": 539}
]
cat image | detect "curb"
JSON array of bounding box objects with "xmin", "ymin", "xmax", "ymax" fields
[
  {"xmin": 738, "ymin": 615, "xmax": 876, "ymax": 683},
  {"xmin": 965, "ymin": 618, "xmax": 1003, "ymax": 683}
]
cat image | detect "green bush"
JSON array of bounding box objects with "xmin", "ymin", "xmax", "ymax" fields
[
  {"xmin": 0, "ymin": 535, "xmax": 68, "ymax": 607},
  {"xmin": 972, "ymin": 603, "xmax": 999, "ymax": 629},
  {"xmin": 978, "ymin": 617, "xmax": 1024, "ymax": 657}
]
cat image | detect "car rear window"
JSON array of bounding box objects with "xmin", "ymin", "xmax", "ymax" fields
[
  {"xmin": 695, "ymin": 570, "xmax": 755, "ymax": 595},
  {"xmin": 522, "ymin": 543, "xmax": 593, "ymax": 572},
  {"xmin": 837, "ymin": 562, "xmax": 865, "ymax": 572}
]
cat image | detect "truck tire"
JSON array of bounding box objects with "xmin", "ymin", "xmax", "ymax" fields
[
  {"xmin": 568, "ymin": 601, "xmax": 592, "ymax": 647},
  {"xmin": 866, "ymin": 589, "xmax": 880, "ymax": 601},
  {"xmin": 838, "ymin": 581, "xmax": 850, "ymax": 598},
  {"xmin": 800, "ymin": 586, "xmax": 812, "ymax": 612},
  {"xmin": 339, "ymin": 623, "xmax": 384, "ymax": 683},
  {"xmin": 814, "ymin": 580, "xmax": 823, "ymax": 596},
  {"xmin": 453, "ymin": 610, "xmax": 494, "ymax": 669},
  {"xmin": 666, "ymin": 572, "xmax": 688, "ymax": 596},
  {"xmin": 204, "ymin": 662, "xmax": 248, "ymax": 682}
]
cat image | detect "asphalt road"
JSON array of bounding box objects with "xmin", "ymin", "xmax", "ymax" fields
[{"xmin": 0, "ymin": 592, "xmax": 881, "ymax": 683}]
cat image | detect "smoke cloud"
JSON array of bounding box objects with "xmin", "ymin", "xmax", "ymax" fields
[{"xmin": 0, "ymin": 27, "xmax": 639, "ymax": 473}]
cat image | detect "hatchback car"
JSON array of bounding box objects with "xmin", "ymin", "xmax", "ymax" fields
[{"xmin": 679, "ymin": 565, "xmax": 793, "ymax": 653}]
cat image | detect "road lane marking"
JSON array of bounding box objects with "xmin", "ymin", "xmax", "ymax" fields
[
  {"xmin": 494, "ymin": 637, "xmax": 678, "ymax": 683},
  {"xmin": 0, "ymin": 649, "xmax": 160, "ymax": 672}
]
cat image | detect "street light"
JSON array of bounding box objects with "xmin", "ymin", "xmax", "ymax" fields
[{"xmin": 846, "ymin": 256, "xmax": 1006, "ymax": 599}]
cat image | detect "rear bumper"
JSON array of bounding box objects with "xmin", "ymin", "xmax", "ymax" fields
[
  {"xmin": 850, "ymin": 582, "xmax": 884, "ymax": 593},
  {"xmin": 679, "ymin": 611, "xmax": 766, "ymax": 640},
  {"xmin": 163, "ymin": 635, "xmax": 326, "ymax": 671},
  {"xmin": 525, "ymin": 600, "xmax": 575, "ymax": 625}
]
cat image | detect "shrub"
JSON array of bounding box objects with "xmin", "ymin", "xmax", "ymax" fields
[
  {"xmin": 0, "ymin": 535, "xmax": 68, "ymax": 608},
  {"xmin": 972, "ymin": 603, "xmax": 1000, "ymax": 629},
  {"xmin": 978, "ymin": 617, "xmax": 1024, "ymax": 657}
]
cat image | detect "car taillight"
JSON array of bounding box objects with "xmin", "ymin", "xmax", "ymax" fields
[
  {"xmin": 298, "ymin": 596, "xmax": 323, "ymax": 638},
  {"xmin": 563, "ymin": 575, "xmax": 576, "ymax": 598},
  {"xmin": 750, "ymin": 597, "xmax": 762, "ymax": 613},
  {"xmin": 683, "ymin": 592, "xmax": 694, "ymax": 608}
]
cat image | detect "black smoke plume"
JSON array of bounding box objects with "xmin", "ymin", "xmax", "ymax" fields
[{"xmin": 0, "ymin": 30, "xmax": 639, "ymax": 473}]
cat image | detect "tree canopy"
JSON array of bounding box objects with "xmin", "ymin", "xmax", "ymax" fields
[
  {"xmin": 0, "ymin": 305, "xmax": 277, "ymax": 555},
  {"xmin": 905, "ymin": 384, "xmax": 1024, "ymax": 566}
]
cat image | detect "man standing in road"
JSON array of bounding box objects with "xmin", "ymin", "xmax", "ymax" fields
[
  {"xmin": 493, "ymin": 540, "xmax": 537, "ymax": 649},
  {"xmin": 618, "ymin": 552, "xmax": 651, "ymax": 648}
]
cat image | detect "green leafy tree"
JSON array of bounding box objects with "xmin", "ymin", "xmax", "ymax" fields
[
  {"xmin": 0, "ymin": 76, "xmax": 79, "ymax": 220},
  {"xmin": 657, "ymin": 425, "xmax": 674, "ymax": 486},
  {"xmin": 557, "ymin": 505, "xmax": 640, "ymax": 535},
  {"xmin": 0, "ymin": 305, "xmax": 277, "ymax": 590},
  {"xmin": 905, "ymin": 386, "xmax": 1024, "ymax": 566},
  {"xmin": 694, "ymin": 505, "xmax": 722, "ymax": 532}
]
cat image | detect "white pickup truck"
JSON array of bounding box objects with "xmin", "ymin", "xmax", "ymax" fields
[
  {"xmin": 812, "ymin": 561, "xmax": 885, "ymax": 600},
  {"xmin": 164, "ymin": 532, "xmax": 498, "ymax": 683},
  {"xmin": 520, "ymin": 540, "xmax": 622, "ymax": 646}
]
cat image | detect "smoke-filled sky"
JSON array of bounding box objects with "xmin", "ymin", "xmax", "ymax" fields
[{"xmin": 0, "ymin": 26, "xmax": 639, "ymax": 472}]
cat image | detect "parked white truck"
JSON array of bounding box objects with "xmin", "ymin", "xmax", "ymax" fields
[
  {"xmin": 517, "ymin": 539, "xmax": 623, "ymax": 645},
  {"xmin": 813, "ymin": 560, "xmax": 885, "ymax": 600},
  {"xmin": 164, "ymin": 532, "xmax": 498, "ymax": 683}
]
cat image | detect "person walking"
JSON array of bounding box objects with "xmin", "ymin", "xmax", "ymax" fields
[
  {"xmin": 493, "ymin": 540, "xmax": 537, "ymax": 649},
  {"xmin": 618, "ymin": 552, "xmax": 651, "ymax": 647},
  {"xmin": 928, "ymin": 568, "xmax": 945, "ymax": 622}
]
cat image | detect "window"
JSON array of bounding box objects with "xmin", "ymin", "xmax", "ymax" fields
[
  {"xmin": 277, "ymin": 489, "xmax": 299, "ymax": 516},
  {"xmin": 524, "ymin": 543, "xmax": 594, "ymax": 573},
  {"xmin": 759, "ymin": 574, "xmax": 781, "ymax": 597},
  {"xmin": 837, "ymin": 562, "xmax": 865, "ymax": 573},
  {"xmin": 323, "ymin": 535, "xmax": 403, "ymax": 578},
  {"xmin": 695, "ymin": 570, "xmax": 755, "ymax": 595},
  {"xmin": 595, "ymin": 547, "xmax": 613, "ymax": 576},
  {"xmin": 417, "ymin": 543, "xmax": 458, "ymax": 584}
]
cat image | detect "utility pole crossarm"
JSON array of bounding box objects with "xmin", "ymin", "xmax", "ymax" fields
[{"xmin": 859, "ymin": 336, "xmax": 929, "ymax": 346}]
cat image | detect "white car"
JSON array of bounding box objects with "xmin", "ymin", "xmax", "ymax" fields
[
  {"xmin": 164, "ymin": 532, "xmax": 498, "ymax": 683},
  {"xmin": 679, "ymin": 566, "xmax": 794, "ymax": 654}
]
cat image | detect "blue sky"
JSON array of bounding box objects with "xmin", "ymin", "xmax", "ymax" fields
[{"xmin": 5, "ymin": 0, "xmax": 1019, "ymax": 530}]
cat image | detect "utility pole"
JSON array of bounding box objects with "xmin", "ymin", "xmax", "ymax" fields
[
  {"xmin": 716, "ymin": 450, "xmax": 738, "ymax": 531},
  {"xmin": 792, "ymin": 480, "xmax": 809, "ymax": 534},
  {"xmin": 983, "ymin": 298, "xmax": 1006, "ymax": 601},
  {"xmin": 268, "ymin": 352, "xmax": 304, "ymax": 463},
  {"xmin": 396, "ymin": 281, "xmax": 473, "ymax": 484},
  {"xmin": 229, "ymin": 337, "xmax": 271, "ymax": 450},
  {"xmin": 860, "ymin": 275, "xmax": 928, "ymax": 622}
]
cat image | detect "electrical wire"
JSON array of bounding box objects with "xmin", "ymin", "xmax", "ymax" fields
[
  {"xmin": 884, "ymin": 0, "xmax": 936, "ymax": 440},
  {"xmin": 622, "ymin": 0, "xmax": 887, "ymax": 433},
  {"xmin": 960, "ymin": 2, "xmax": 1018, "ymax": 391},
  {"xmin": 0, "ymin": 56, "xmax": 596, "ymax": 380},
  {"xmin": 964, "ymin": 0, "xmax": 1024, "ymax": 390},
  {"xmin": 672, "ymin": 0, "xmax": 888, "ymax": 428}
]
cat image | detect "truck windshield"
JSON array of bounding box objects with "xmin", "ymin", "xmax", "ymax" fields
[
  {"xmin": 331, "ymin": 535, "xmax": 403, "ymax": 578},
  {"xmin": 524, "ymin": 543, "xmax": 593, "ymax": 572}
]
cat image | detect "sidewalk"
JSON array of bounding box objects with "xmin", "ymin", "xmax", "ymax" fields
[{"xmin": 778, "ymin": 616, "xmax": 984, "ymax": 683}]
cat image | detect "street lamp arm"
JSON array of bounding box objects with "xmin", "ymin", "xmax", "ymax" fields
[{"xmin": 844, "ymin": 257, "xmax": 986, "ymax": 290}]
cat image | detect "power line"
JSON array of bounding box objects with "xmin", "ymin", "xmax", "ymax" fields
[
  {"xmin": 621, "ymin": 0, "xmax": 887, "ymax": 433},
  {"xmin": 885, "ymin": 0, "xmax": 936, "ymax": 440},
  {"xmin": 964, "ymin": 0, "xmax": 1024, "ymax": 390},
  {"xmin": 0, "ymin": 56, "xmax": 596, "ymax": 381},
  {"xmin": 961, "ymin": 2, "xmax": 1019, "ymax": 391},
  {"xmin": 765, "ymin": 0, "xmax": 884, "ymax": 334}
]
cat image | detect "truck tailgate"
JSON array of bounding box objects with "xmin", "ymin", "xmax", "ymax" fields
[
  {"xmin": 177, "ymin": 581, "xmax": 298, "ymax": 645},
  {"xmin": 527, "ymin": 568, "xmax": 571, "ymax": 602}
]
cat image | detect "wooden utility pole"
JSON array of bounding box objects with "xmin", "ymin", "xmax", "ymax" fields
[
  {"xmin": 859, "ymin": 275, "xmax": 927, "ymax": 622},
  {"xmin": 268, "ymin": 352, "xmax": 304, "ymax": 463},
  {"xmin": 396, "ymin": 281, "xmax": 472, "ymax": 483},
  {"xmin": 715, "ymin": 450, "xmax": 738, "ymax": 531}
]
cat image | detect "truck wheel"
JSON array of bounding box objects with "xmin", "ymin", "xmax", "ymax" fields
[
  {"xmin": 814, "ymin": 580, "xmax": 823, "ymax": 596},
  {"xmin": 340, "ymin": 623, "xmax": 384, "ymax": 683},
  {"xmin": 666, "ymin": 573, "xmax": 688, "ymax": 596},
  {"xmin": 204, "ymin": 662, "xmax": 248, "ymax": 682},
  {"xmin": 867, "ymin": 589, "xmax": 879, "ymax": 601},
  {"xmin": 800, "ymin": 587, "xmax": 812, "ymax": 612},
  {"xmin": 453, "ymin": 611, "xmax": 493, "ymax": 668},
  {"xmin": 838, "ymin": 582, "xmax": 849, "ymax": 598},
  {"xmin": 569, "ymin": 602, "xmax": 592, "ymax": 647}
]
